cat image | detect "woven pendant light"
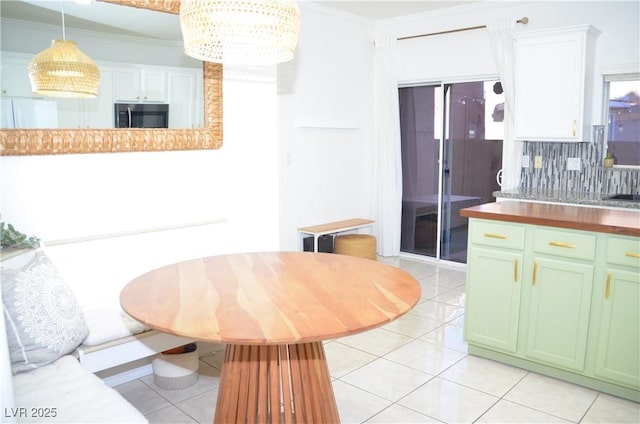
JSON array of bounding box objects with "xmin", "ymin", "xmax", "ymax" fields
[
  {"xmin": 29, "ymin": 40, "xmax": 100, "ymax": 98},
  {"xmin": 28, "ymin": 3, "xmax": 100, "ymax": 98},
  {"xmin": 180, "ymin": 0, "xmax": 300, "ymax": 65}
]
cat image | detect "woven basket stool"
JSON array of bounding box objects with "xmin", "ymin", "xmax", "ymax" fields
[{"xmin": 334, "ymin": 234, "xmax": 377, "ymax": 260}]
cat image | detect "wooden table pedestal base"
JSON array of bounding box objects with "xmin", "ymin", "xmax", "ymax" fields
[{"xmin": 214, "ymin": 342, "xmax": 340, "ymax": 423}]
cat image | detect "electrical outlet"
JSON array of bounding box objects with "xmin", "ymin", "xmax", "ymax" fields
[
  {"xmin": 534, "ymin": 155, "xmax": 543, "ymax": 169},
  {"xmin": 522, "ymin": 155, "xmax": 530, "ymax": 168},
  {"xmin": 567, "ymin": 157, "xmax": 581, "ymax": 171}
]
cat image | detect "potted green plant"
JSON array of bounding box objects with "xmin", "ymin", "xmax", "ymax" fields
[
  {"xmin": 0, "ymin": 222, "xmax": 40, "ymax": 250},
  {"xmin": 604, "ymin": 152, "xmax": 615, "ymax": 168}
]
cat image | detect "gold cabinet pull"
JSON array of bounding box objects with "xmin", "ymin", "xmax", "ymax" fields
[
  {"xmin": 549, "ymin": 241, "xmax": 576, "ymax": 249},
  {"xmin": 484, "ymin": 233, "xmax": 507, "ymax": 240},
  {"xmin": 514, "ymin": 258, "xmax": 519, "ymax": 283},
  {"xmin": 605, "ymin": 273, "xmax": 611, "ymax": 300},
  {"xmin": 625, "ymin": 252, "xmax": 640, "ymax": 259},
  {"xmin": 532, "ymin": 261, "xmax": 538, "ymax": 286},
  {"xmin": 572, "ymin": 120, "xmax": 577, "ymax": 137}
]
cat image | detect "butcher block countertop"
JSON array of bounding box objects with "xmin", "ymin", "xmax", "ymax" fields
[{"xmin": 460, "ymin": 201, "xmax": 640, "ymax": 237}]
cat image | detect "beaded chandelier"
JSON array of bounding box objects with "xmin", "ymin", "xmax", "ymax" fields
[{"xmin": 180, "ymin": 0, "xmax": 300, "ymax": 65}]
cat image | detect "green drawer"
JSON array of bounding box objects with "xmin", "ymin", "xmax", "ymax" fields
[
  {"xmin": 470, "ymin": 220, "xmax": 525, "ymax": 250},
  {"xmin": 607, "ymin": 237, "xmax": 640, "ymax": 268},
  {"xmin": 533, "ymin": 227, "xmax": 596, "ymax": 261}
]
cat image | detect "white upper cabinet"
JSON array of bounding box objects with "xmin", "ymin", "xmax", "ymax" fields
[
  {"xmin": 1, "ymin": 56, "xmax": 36, "ymax": 98},
  {"xmin": 514, "ymin": 25, "xmax": 600, "ymax": 142},
  {"xmin": 115, "ymin": 67, "xmax": 167, "ymax": 103},
  {"xmin": 167, "ymin": 69, "xmax": 203, "ymax": 128}
]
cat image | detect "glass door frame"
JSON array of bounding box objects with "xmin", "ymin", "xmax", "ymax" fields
[{"xmin": 399, "ymin": 74, "xmax": 501, "ymax": 264}]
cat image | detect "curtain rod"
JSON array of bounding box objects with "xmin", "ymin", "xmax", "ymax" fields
[{"xmin": 398, "ymin": 17, "xmax": 529, "ymax": 41}]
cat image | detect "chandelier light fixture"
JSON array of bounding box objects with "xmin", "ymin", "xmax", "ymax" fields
[
  {"xmin": 28, "ymin": 2, "xmax": 100, "ymax": 98},
  {"xmin": 180, "ymin": 0, "xmax": 300, "ymax": 65}
]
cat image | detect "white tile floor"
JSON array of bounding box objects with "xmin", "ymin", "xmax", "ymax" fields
[{"xmin": 115, "ymin": 256, "xmax": 640, "ymax": 423}]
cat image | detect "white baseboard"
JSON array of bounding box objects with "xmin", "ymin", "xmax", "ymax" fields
[{"xmin": 99, "ymin": 360, "xmax": 154, "ymax": 387}]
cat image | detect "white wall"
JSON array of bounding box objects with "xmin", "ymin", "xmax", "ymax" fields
[
  {"xmin": 0, "ymin": 64, "xmax": 280, "ymax": 256},
  {"xmin": 277, "ymin": 4, "xmax": 375, "ymax": 250},
  {"xmin": 377, "ymin": 0, "xmax": 639, "ymax": 178}
]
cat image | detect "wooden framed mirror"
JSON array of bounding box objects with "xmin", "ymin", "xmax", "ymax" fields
[{"xmin": 0, "ymin": 0, "xmax": 222, "ymax": 156}]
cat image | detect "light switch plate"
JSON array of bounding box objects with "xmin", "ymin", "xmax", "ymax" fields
[
  {"xmin": 534, "ymin": 156, "xmax": 543, "ymax": 169},
  {"xmin": 567, "ymin": 157, "xmax": 581, "ymax": 171},
  {"xmin": 522, "ymin": 155, "xmax": 530, "ymax": 168}
]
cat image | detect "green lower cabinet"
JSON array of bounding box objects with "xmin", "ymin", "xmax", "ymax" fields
[
  {"xmin": 525, "ymin": 256, "xmax": 594, "ymax": 372},
  {"xmin": 465, "ymin": 247, "xmax": 523, "ymax": 353},
  {"xmin": 593, "ymin": 268, "xmax": 640, "ymax": 388}
]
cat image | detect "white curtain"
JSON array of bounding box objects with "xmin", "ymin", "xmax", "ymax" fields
[
  {"xmin": 487, "ymin": 20, "xmax": 522, "ymax": 190},
  {"xmin": 372, "ymin": 37, "xmax": 402, "ymax": 256}
]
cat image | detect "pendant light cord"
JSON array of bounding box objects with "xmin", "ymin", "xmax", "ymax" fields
[{"xmin": 61, "ymin": 1, "xmax": 66, "ymax": 40}]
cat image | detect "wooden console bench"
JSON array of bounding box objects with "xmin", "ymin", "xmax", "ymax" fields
[{"xmin": 297, "ymin": 218, "xmax": 374, "ymax": 252}]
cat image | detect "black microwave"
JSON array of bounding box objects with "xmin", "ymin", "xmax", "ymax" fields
[{"xmin": 114, "ymin": 103, "xmax": 169, "ymax": 128}]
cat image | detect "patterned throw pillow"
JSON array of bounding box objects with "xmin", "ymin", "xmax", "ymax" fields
[{"xmin": 1, "ymin": 250, "xmax": 88, "ymax": 374}]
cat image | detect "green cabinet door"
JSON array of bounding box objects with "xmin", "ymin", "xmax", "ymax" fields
[
  {"xmin": 525, "ymin": 256, "xmax": 594, "ymax": 371},
  {"xmin": 594, "ymin": 268, "xmax": 640, "ymax": 389},
  {"xmin": 465, "ymin": 247, "xmax": 523, "ymax": 353}
]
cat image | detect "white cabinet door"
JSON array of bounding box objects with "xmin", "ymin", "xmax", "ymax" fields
[
  {"xmin": 141, "ymin": 70, "xmax": 167, "ymax": 102},
  {"xmin": 85, "ymin": 67, "xmax": 114, "ymax": 128},
  {"xmin": 1, "ymin": 58, "xmax": 35, "ymax": 98},
  {"xmin": 115, "ymin": 68, "xmax": 166, "ymax": 102},
  {"xmin": 168, "ymin": 70, "xmax": 199, "ymax": 128},
  {"xmin": 514, "ymin": 25, "xmax": 600, "ymax": 142}
]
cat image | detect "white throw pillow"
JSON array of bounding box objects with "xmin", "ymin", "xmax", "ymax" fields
[{"xmin": 2, "ymin": 250, "xmax": 88, "ymax": 374}]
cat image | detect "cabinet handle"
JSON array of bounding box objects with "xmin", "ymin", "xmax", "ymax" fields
[
  {"xmin": 514, "ymin": 258, "xmax": 519, "ymax": 283},
  {"xmin": 484, "ymin": 233, "xmax": 507, "ymax": 240},
  {"xmin": 605, "ymin": 273, "xmax": 611, "ymax": 300},
  {"xmin": 625, "ymin": 252, "xmax": 640, "ymax": 259},
  {"xmin": 572, "ymin": 120, "xmax": 577, "ymax": 137},
  {"xmin": 549, "ymin": 241, "xmax": 575, "ymax": 249},
  {"xmin": 532, "ymin": 261, "xmax": 538, "ymax": 286}
]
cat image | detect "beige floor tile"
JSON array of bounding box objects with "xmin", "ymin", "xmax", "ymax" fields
[
  {"xmin": 145, "ymin": 405, "xmax": 198, "ymax": 424},
  {"xmin": 174, "ymin": 389, "xmax": 218, "ymax": 424},
  {"xmin": 385, "ymin": 339, "xmax": 467, "ymax": 375},
  {"xmin": 114, "ymin": 379, "xmax": 172, "ymax": 415},
  {"xmin": 398, "ymin": 377, "xmax": 499, "ymax": 423},
  {"xmin": 581, "ymin": 393, "xmax": 640, "ymax": 423},
  {"xmin": 418, "ymin": 281, "xmax": 457, "ymax": 301},
  {"xmin": 336, "ymin": 327, "xmax": 413, "ymax": 356},
  {"xmin": 340, "ymin": 357, "xmax": 433, "ymax": 402},
  {"xmin": 333, "ymin": 380, "xmax": 393, "ymax": 424},
  {"xmin": 381, "ymin": 310, "xmax": 442, "ymax": 338},
  {"xmin": 420, "ymin": 323, "xmax": 468, "ymax": 353},
  {"xmin": 324, "ymin": 340, "xmax": 377, "ymax": 378},
  {"xmin": 476, "ymin": 399, "xmax": 572, "ymax": 423},
  {"xmin": 422, "ymin": 269, "xmax": 466, "ymax": 289},
  {"xmin": 439, "ymin": 355, "xmax": 527, "ymax": 397},
  {"xmin": 365, "ymin": 404, "xmax": 441, "ymax": 423},
  {"xmin": 504, "ymin": 373, "xmax": 599, "ymax": 422},
  {"xmin": 405, "ymin": 300, "xmax": 464, "ymax": 324},
  {"xmin": 433, "ymin": 284, "xmax": 466, "ymax": 307}
]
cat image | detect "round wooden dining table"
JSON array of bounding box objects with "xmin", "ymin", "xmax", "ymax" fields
[{"xmin": 120, "ymin": 252, "xmax": 421, "ymax": 423}]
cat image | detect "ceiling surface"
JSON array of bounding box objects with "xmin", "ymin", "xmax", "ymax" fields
[
  {"xmin": 308, "ymin": 1, "xmax": 481, "ymax": 20},
  {"xmin": 1, "ymin": 0, "xmax": 482, "ymax": 42}
]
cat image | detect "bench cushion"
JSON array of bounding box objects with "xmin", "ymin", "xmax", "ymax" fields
[
  {"xmin": 82, "ymin": 304, "xmax": 148, "ymax": 346},
  {"xmin": 12, "ymin": 355, "xmax": 147, "ymax": 423}
]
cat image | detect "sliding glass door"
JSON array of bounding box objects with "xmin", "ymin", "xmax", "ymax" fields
[{"xmin": 399, "ymin": 80, "xmax": 504, "ymax": 263}]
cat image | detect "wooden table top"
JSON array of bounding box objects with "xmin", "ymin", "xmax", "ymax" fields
[
  {"xmin": 120, "ymin": 252, "xmax": 421, "ymax": 345},
  {"xmin": 461, "ymin": 201, "xmax": 640, "ymax": 237}
]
